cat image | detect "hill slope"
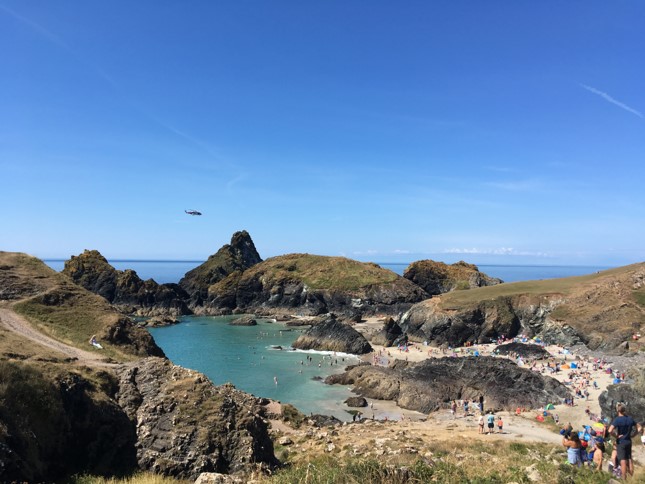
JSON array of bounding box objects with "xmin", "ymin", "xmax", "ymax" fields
[{"xmin": 400, "ymin": 262, "xmax": 645, "ymax": 350}]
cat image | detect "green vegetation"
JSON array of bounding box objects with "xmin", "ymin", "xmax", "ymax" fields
[
  {"xmin": 14, "ymin": 284, "xmax": 134, "ymax": 362},
  {"xmin": 71, "ymin": 474, "xmax": 191, "ymax": 484},
  {"xmin": 243, "ymin": 254, "xmax": 399, "ymax": 291},
  {"xmin": 634, "ymin": 288, "xmax": 645, "ymax": 308},
  {"xmin": 281, "ymin": 403, "xmax": 306, "ymax": 428}
]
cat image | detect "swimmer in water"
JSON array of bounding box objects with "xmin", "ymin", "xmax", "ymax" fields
[{"xmin": 274, "ymin": 376, "xmax": 278, "ymax": 385}]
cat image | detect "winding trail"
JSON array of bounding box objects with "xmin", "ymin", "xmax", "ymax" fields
[{"xmin": 0, "ymin": 305, "xmax": 117, "ymax": 368}]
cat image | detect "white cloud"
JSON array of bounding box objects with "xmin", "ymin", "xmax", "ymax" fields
[
  {"xmin": 443, "ymin": 247, "xmax": 550, "ymax": 257},
  {"xmin": 580, "ymin": 84, "xmax": 643, "ymax": 118}
]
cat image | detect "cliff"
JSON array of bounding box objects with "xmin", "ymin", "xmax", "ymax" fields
[
  {"xmin": 325, "ymin": 357, "xmax": 570, "ymax": 412},
  {"xmin": 179, "ymin": 230, "xmax": 262, "ymax": 308},
  {"xmin": 63, "ymin": 250, "xmax": 190, "ymax": 317},
  {"xmin": 206, "ymin": 253, "xmax": 428, "ymax": 317},
  {"xmin": 399, "ymin": 263, "xmax": 645, "ymax": 351},
  {"xmin": 403, "ymin": 259, "xmax": 502, "ymax": 296},
  {"xmin": 0, "ymin": 252, "xmax": 277, "ymax": 481}
]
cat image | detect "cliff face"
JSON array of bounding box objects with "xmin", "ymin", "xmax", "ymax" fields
[
  {"xmin": 326, "ymin": 357, "xmax": 570, "ymax": 412},
  {"xmin": 179, "ymin": 230, "xmax": 262, "ymax": 307},
  {"xmin": 115, "ymin": 358, "xmax": 277, "ymax": 479},
  {"xmin": 0, "ymin": 362, "xmax": 137, "ymax": 482},
  {"xmin": 63, "ymin": 250, "xmax": 190, "ymax": 317},
  {"xmin": 206, "ymin": 253, "xmax": 428, "ymax": 317},
  {"xmin": 403, "ymin": 260, "xmax": 503, "ymax": 296},
  {"xmin": 399, "ymin": 263, "xmax": 645, "ymax": 351}
]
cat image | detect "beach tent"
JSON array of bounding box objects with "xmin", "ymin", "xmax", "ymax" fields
[
  {"xmin": 613, "ymin": 378, "xmax": 622, "ymax": 384},
  {"xmin": 536, "ymin": 415, "xmax": 545, "ymax": 422},
  {"xmin": 563, "ymin": 349, "xmax": 570, "ymax": 355},
  {"xmin": 570, "ymin": 362, "xmax": 578, "ymax": 369},
  {"xmin": 474, "ymin": 351, "xmax": 480, "ymax": 357},
  {"xmin": 545, "ymin": 404, "xmax": 555, "ymax": 410},
  {"xmin": 561, "ymin": 364, "xmax": 570, "ymax": 369}
]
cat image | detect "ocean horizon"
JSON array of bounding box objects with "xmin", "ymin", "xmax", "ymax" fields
[{"xmin": 44, "ymin": 259, "xmax": 613, "ymax": 285}]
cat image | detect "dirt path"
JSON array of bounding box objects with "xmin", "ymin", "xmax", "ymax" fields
[{"xmin": 0, "ymin": 305, "xmax": 117, "ymax": 368}]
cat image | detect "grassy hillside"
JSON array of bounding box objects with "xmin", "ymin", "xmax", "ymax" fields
[
  {"xmin": 236, "ymin": 253, "xmax": 399, "ymax": 291},
  {"xmin": 1, "ymin": 252, "xmax": 154, "ymax": 362}
]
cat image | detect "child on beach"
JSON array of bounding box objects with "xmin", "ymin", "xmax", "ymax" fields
[{"xmin": 497, "ymin": 416, "xmax": 504, "ymax": 433}]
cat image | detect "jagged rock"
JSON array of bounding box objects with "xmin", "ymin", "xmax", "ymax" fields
[
  {"xmin": 599, "ymin": 384, "xmax": 645, "ymax": 424},
  {"xmin": 278, "ymin": 437, "xmax": 293, "ymax": 446},
  {"xmin": 344, "ymin": 396, "xmax": 368, "ymax": 407},
  {"xmin": 115, "ymin": 358, "xmax": 277, "ymax": 479},
  {"xmin": 326, "ymin": 357, "xmax": 570, "ymax": 413},
  {"xmin": 194, "ymin": 473, "xmax": 244, "ymax": 484},
  {"xmin": 144, "ymin": 315, "xmax": 180, "ymax": 327},
  {"xmin": 370, "ymin": 317, "xmax": 403, "ymax": 347},
  {"xmin": 179, "ymin": 231, "xmax": 262, "ymax": 308},
  {"xmin": 63, "ymin": 250, "xmax": 190, "ymax": 316},
  {"xmin": 403, "ymin": 260, "xmax": 502, "ymax": 296},
  {"xmin": 292, "ymin": 316, "xmax": 372, "ymax": 354},
  {"xmin": 229, "ymin": 315, "xmax": 257, "ymax": 326},
  {"xmin": 308, "ymin": 414, "xmax": 343, "ymax": 427},
  {"xmin": 495, "ymin": 342, "xmax": 551, "ymax": 360}
]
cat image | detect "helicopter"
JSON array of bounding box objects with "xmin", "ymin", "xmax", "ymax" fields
[{"xmin": 185, "ymin": 209, "xmax": 202, "ymax": 216}]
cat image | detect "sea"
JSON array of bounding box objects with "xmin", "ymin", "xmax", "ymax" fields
[{"xmin": 44, "ymin": 259, "xmax": 611, "ymax": 420}]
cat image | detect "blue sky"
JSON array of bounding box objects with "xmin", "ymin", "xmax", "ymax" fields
[{"xmin": 1, "ymin": 1, "xmax": 643, "ymax": 266}]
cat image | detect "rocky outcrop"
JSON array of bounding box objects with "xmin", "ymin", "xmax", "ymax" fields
[
  {"xmin": 229, "ymin": 315, "xmax": 257, "ymax": 326},
  {"xmin": 370, "ymin": 317, "xmax": 403, "ymax": 347},
  {"xmin": 403, "ymin": 260, "xmax": 502, "ymax": 296},
  {"xmin": 495, "ymin": 342, "xmax": 551, "ymax": 360},
  {"xmin": 326, "ymin": 357, "xmax": 570, "ymax": 413},
  {"xmin": 599, "ymin": 384, "xmax": 645, "ymax": 424},
  {"xmin": 63, "ymin": 250, "xmax": 190, "ymax": 317},
  {"xmin": 399, "ymin": 263, "xmax": 645, "ymax": 351},
  {"xmin": 206, "ymin": 253, "xmax": 428, "ymax": 317},
  {"xmin": 292, "ymin": 316, "xmax": 373, "ymax": 354},
  {"xmin": 344, "ymin": 396, "xmax": 368, "ymax": 407},
  {"xmin": 115, "ymin": 358, "xmax": 278, "ymax": 479},
  {"xmin": 179, "ymin": 231, "xmax": 262, "ymax": 308}
]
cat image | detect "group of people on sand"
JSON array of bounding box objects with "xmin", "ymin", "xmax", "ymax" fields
[
  {"xmin": 561, "ymin": 402, "xmax": 645, "ymax": 479},
  {"xmin": 478, "ymin": 411, "xmax": 503, "ymax": 434}
]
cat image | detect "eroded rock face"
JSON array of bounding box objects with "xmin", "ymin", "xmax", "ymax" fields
[
  {"xmin": 370, "ymin": 317, "xmax": 403, "ymax": 347},
  {"xmin": 115, "ymin": 358, "xmax": 277, "ymax": 479},
  {"xmin": 0, "ymin": 362, "xmax": 137, "ymax": 482},
  {"xmin": 403, "ymin": 260, "xmax": 502, "ymax": 296},
  {"xmin": 63, "ymin": 250, "xmax": 190, "ymax": 317},
  {"xmin": 179, "ymin": 231, "xmax": 262, "ymax": 308},
  {"xmin": 326, "ymin": 357, "xmax": 570, "ymax": 413},
  {"xmin": 292, "ymin": 316, "xmax": 373, "ymax": 355}
]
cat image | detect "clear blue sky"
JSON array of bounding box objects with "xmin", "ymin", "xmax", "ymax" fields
[{"xmin": 1, "ymin": 1, "xmax": 643, "ymax": 266}]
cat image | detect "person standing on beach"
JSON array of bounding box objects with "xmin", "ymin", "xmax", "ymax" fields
[{"xmin": 609, "ymin": 403, "xmax": 637, "ymax": 479}]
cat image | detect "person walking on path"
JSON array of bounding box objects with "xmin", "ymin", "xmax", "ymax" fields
[{"xmin": 609, "ymin": 402, "xmax": 637, "ymax": 479}]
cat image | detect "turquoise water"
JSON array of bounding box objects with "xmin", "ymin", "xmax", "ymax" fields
[{"xmin": 149, "ymin": 315, "xmax": 361, "ymax": 420}]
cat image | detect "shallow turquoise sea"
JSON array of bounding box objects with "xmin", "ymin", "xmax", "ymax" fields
[{"xmin": 149, "ymin": 315, "xmax": 361, "ymax": 420}]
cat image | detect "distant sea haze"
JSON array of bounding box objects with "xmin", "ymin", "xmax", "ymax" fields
[{"xmin": 44, "ymin": 260, "xmax": 612, "ymax": 285}]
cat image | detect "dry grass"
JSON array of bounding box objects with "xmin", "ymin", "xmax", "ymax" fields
[
  {"xmin": 72, "ymin": 473, "xmax": 191, "ymax": 484},
  {"xmin": 241, "ymin": 254, "xmax": 399, "ymax": 291}
]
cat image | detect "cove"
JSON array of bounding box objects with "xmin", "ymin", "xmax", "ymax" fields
[{"xmin": 149, "ymin": 315, "xmax": 361, "ymax": 420}]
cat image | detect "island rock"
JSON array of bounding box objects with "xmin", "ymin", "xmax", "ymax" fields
[{"xmin": 292, "ymin": 316, "xmax": 373, "ymax": 354}]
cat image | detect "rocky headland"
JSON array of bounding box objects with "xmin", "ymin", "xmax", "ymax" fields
[
  {"xmin": 326, "ymin": 356, "xmax": 570, "ymax": 412},
  {"xmin": 63, "ymin": 250, "xmax": 190, "ymax": 317},
  {"xmin": 399, "ymin": 263, "xmax": 645, "ymax": 352},
  {"xmin": 403, "ymin": 259, "xmax": 502, "ymax": 296},
  {"xmin": 205, "ymin": 253, "xmax": 428, "ymax": 318}
]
